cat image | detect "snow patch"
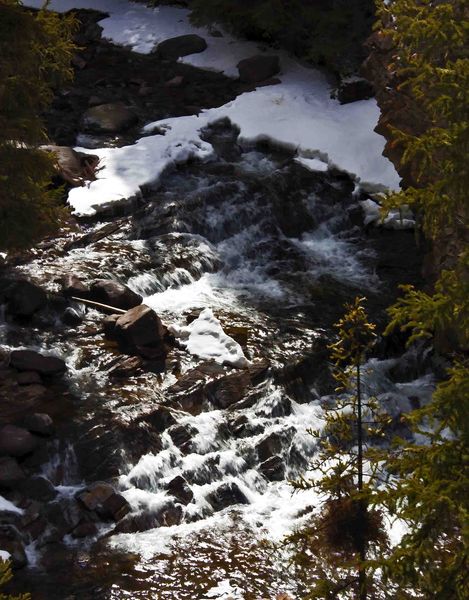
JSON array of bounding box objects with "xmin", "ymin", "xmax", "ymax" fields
[
  {"xmin": 360, "ymin": 199, "xmax": 415, "ymax": 229},
  {"xmin": 169, "ymin": 308, "xmax": 249, "ymax": 369},
  {"xmin": 0, "ymin": 494, "xmax": 23, "ymax": 515}
]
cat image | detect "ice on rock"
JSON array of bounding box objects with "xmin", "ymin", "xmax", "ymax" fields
[
  {"xmin": 169, "ymin": 308, "xmax": 249, "ymax": 368},
  {"xmin": 294, "ymin": 156, "xmax": 329, "ymax": 172},
  {"xmin": 359, "ymin": 199, "xmax": 415, "ymax": 229}
]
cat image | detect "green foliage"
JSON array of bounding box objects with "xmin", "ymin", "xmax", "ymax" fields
[
  {"xmin": 0, "ymin": 0, "xmax": 76, "ymax": 251},
  {"xmin": 187, "ymin": 0, "xmax": 375, "ymax": 75},
  {"xmin": 374, "ymin": 1, "xmax": 469, "ymax": 597},
  {"xmin": 289, "ymin": 298, "xmax": 390, "ymax": 598},
  {"xmin": 0, "ymin": 558, "xmax": 30, "ymax": 600}
]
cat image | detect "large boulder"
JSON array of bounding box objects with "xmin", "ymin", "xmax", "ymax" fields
[
  {"xmin": 0, "ymin": 425, "xmax": 38, "ymax": 458},
  {"xmin": 237, "ymin": 55, "xmax": 280, "ymax": 83},
  {"xmin": 9, "ymin": 350, "xmax": 66, "ymax": 376},
  {"xmin": 89, "ymin": 279, "xmax": 142, "ymax": 310},
  {"xmin": 23, "ymin": 413, "xmax": 54, "ymax": 436},
  {"xmin": 77, "ymin": 482, "xmax": 130, "ymax": 522},
  {"xmin": 206, "ymin": 482, "xmax": 249, "ymax": 512},
  {"xmin": 114, "ymin": 304, "xmax": 166, "ymax": 348},
  {"xmin": 155, "ymin": 34, "xmax": 207, "ymax": 60},
  {"xmin": 4, "ymin": 280, "xmax": 47, "ymax": 317},
  {"xmin": 41, "ymin": 146, "xmax": 100, "ymax": 187},
  {"xmin": 81, "ymin": 103, "xmax": 138, "ymax": 133},
  {"xmin": 0, "ymin": 457, "xmax": 25, "ymax": 489}
]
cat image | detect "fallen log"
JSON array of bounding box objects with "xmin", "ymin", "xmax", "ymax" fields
[{"xmin": 71, "ymin": 296, "xmax": 126, "ymax": 315}]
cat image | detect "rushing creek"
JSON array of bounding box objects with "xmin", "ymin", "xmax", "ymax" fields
[{"xmin": 1, "ymin": 4, "xmax": 431, "ymax": 597}]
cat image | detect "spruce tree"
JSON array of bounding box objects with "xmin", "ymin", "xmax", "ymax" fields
[
  {"xmin": 0, "ymin": 0, "xmax": 76, "ymax": 251},
  {"xmin": 373, "ymin": 1, "xmax": 469, "ymax": 596}
]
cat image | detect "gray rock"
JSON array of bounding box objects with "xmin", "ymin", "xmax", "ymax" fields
[
  {"xmin": 9, "ymin": 350, "xmax": 66, "ymax": 376},
  {"xmin": 155, "ymin": 34, "xmax": 207, "ymax": 60},
  {"xmin": 237, "ymin": 55, "xmax": 280, "ymax": 83},
  {"xmin": 82, "ymin": 103, "xmax": 138, "ymax": 133},
  {"xmin": 0, "ymin": 425, "xmax": 38, "ymax": 458}
]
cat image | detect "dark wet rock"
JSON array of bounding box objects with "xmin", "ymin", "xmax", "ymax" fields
[
  {"xmin": 0, "ymin": 384, "xmax": 47, "ymax": 424},
  {"xmin": 0, "ymin": 524, "xmax": 27, "ymax": 568},
  {"xmin": 0, "ymin": 425, "xmax": 38, "ymax": 458},
  {"xmin": 168, "ymin": 424, "xmax": 197, "ymax": 455},
  {"xmin": 4, "ymin": 280, "xmax": 47, "ymax": 317},
  {"xmin": 63, "ymin": 306, "xmax": 84, "ymax": 326},
  {"xmin": 259, "ymin": 455, "xmax": 285, "ymax": 481},
  {"xmin": 16, "ymin": 371, "xmax": 42, "ymax": 386},
  {"xmin": 256, "ymin": 432, "xmax": 284, "ymax": 463},
  {"xmin": 71, "ymin": 520, "xmax": 98, "ymax": 539},
  {"xmin": 114, "ymin": 304, "xmax": 165, "ymax": 349},
  {"xmin": 61, "ymin": 273, "xmax": 90, "ymax": 297},
  {"xmin": 23, "ymin": 413, "xmax": 54, "ymax": 436},
  {"xmin": 9, "ymin": 350, "xmax": 66, "ymax": 377},
  {"xmin": 0, "ymin": 457, "xmax": 25, "ymax": 489},
  {"xmin": 155, "ymin": 34, "xmax": 207, "ymax": 60},
  {"xmin": 206, "ymin": 482, "xmax": 249, "ymax": 512},
  {"xmin": 44, "ymin": 498, "xmax": 83, "ymax": 537},
  {"xmin": 206, "ymin": 371, "xmax": 252, "ymax": 409},
  {"xmin": 82, "ymin": 103, "xmax": 138, "ymax": 133},
  {"xmin": 337, "ymin": 77, "xmax": 374, "ymax": 104},
  {"xmin": 226, "ymin": 414, "xmax": 263, "ymax": 439},
  {"xmin": 156, "ymin": 502, "xmax": 184, "ymax": 527},
  {"xmin": 139, "ymin": 405, "xmax": 177, "ymax": 433},
  {"xmin": 21, "ymin": 508, "xmax": 47, "ymax": 541},
  {"xmin": 18, "ymin": 476, "xmax": 57, "ymax": 502},
  {"xmin": 108, "ymin": 355, "xmax": 144, "ymax": 378},
  {"xmin": 89, "ymin": 279, "xmax": 142, "ymax": 310},
  {"xmin": 102, "ymin": 314, "xmax": 120, "ymax": 337},
  {"xmin": 77, "ymin": 482, "xmax": 130, "ymax": 522},
  {"xmin": 112, "ymin": 511, "xmax": 158, "ymax": 534},
  {"xmin": 166, "ymin": 367, "xmax": 210, "ymax": 412},
  {"xmin": 183, "ymin": 455, "xmax": 221, "ymax": 486},
  {"xmin": 237, "ymin": 55, "xmax": 280, "ymax": 83},
  {"xmin": 166, "ymin": 475, "xmax": 193, "ymax": 505}
]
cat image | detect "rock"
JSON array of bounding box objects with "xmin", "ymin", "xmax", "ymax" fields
[
  {"xmin": 168, "ymin": 424, "xmax": 196, "ymax": 455},
  {"xmin": 71, "ymin": 520, "xmax": 98, "ymax": 538},
  {"xmin": 0, "ymin": 425, "xmax": 38, "ymax": 457},
  {"xmin": 5, "ymin": 280, "xmax": 47, "ymax": 317},
  {"xmin": 9, "ymin": 350, "xmax": 66, "ymax": 377},
  {"xmin": 63, "ymin": 307, "xmax": 83, "ymax": 326},
  {"xmin": 259, "ymin": 455, "xmax": 285, "ymax": 481},
  {"xmin": 155, "ymin": 502, "xmax": 183, "ymax": 527},
  {"xmin": 206, "ymin": 482, "xmax": 249, "ymax": 512},
  {"xmin": 165, "ymin": 75, "xmax": 184, "ymax": 87},
  {"xmin": 23, "ymin": 413, "xmax": 54, "ymax": 436},
  {"xmin": 139, "ymin": 405, "xmax": 177, "ymax": 433},
  {"xmin": 18, "ymin": 476, "xmax": 57, "ymax": 502},
  {"xmin": 61, "ymin": 273, "xmax": 90, "ymax": 298},
  {"xmin": 166, "ymin": 475, "xmax": 193, "ymax": 505},
  {"xmin": 0, "ymin": 457, "xmax": 25, "ymax": 489},
  {"xmin": 206, "ymin": 371, "xmax": 252, "ymax": 409},
  {"xmin": 90, "ymin": 279, "xmax": 142, "ymax": 311},
  {"xmin": 155, "ymin": 34, "xmax": 207, "ymax": 60},
  {"xmin": 81, "ymin": 103, "xmax": 138, "ymax": 133},
  {"xmin": 40, "ymin": 145, "xmax": 100, "ymax": 187},
  {"xmin": 108, "ymin": 355, "xmax": 143, "ymax": 378},
  {"xmin": 16, "ymin": 371, "xmax": 42, "ymax": 386},
  {"xmin": 77, "ymin": 482, "xmax": 130, "ymax": 522},
  {"xmin": 166, "ymin": 367, "xmax": 209, "ymax": 413},
  {"xmin": 44, "ymin": 498, "xmax": 82, "ymax": 537},
  {"xmin": 256, "ymin": 432, "xmax": 283, "ymax": 463},
  {"xmin": 237, "ymin": 55, "xmax": 280, "ymax": 83},
  {"xmin": 0, "ymin": 384, "xmax": 47, "ymax": 424},
  {"xmin": 0, "ymin": 524, "xmax": 27, "ymax": 568},
  {"xmin": 102, "ymin": 314, "xmax": 120, "ymax": 337},
  {"xmin": 114, "ymin": 304, "xmax": 166, "ymax": 349},
  {"xmin": 337, "ymin": 77, "xmax": 374, "ymax": 104}
]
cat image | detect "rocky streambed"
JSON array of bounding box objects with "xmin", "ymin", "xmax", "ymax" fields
[{"xmin": 1, "ymin": 6, "xmax": 434, "ymax": 600}]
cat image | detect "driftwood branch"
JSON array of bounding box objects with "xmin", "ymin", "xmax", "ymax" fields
[{"xmin": 71, "ymin": 296, "xmax": 127, "ymax": 314}]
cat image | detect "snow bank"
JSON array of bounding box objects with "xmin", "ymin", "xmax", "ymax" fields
[
  {"xmin": 168, "ymin": 308, "xmax": 249, "ymax": 368},
  {"xmin": 0, "ymin": 494, "xmax": 23, "ymax": 515},
  {"xmin": 25, "ymin": 0, "xmax": 400, "ymax": 216}
]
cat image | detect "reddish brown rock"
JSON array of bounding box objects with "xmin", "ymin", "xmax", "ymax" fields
[{"xmin": 9, "ymin": 350, "xmax": 66, "ymax": 376}]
